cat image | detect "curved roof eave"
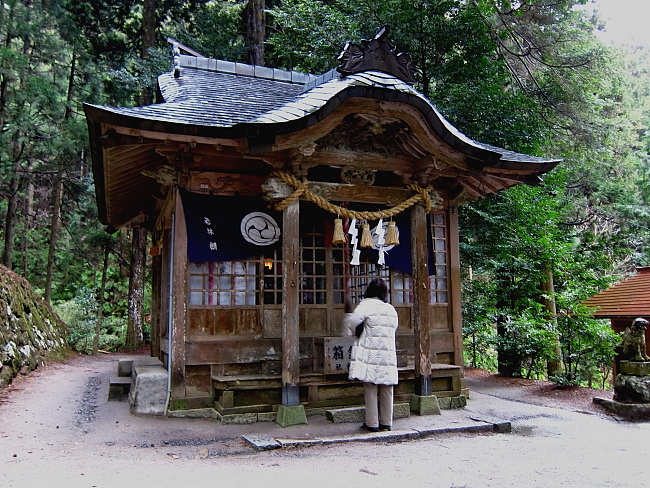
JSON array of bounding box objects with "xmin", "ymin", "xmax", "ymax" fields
[{"xmin": 84, "ymin": 69, "xmax": 560, "ymax": 171}]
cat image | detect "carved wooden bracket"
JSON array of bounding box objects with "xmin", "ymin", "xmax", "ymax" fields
[
  {"xmin": 261, "ymin": 177, "xmax": 340, "ymax": 201},
  {"xmin": 141, "ymin": 165, "xmax": 179, "ymax": 186},
  {"xmin": 341, "ymin": 166, "xmax": 376, "ymax": 186}
]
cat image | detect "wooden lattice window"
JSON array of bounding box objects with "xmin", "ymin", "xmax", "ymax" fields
[
  {"xmin": 262, "ymin": 249, "xmax": 283, "ymax": 305},
  {"xmin": 189, "ymin": 261, "xmax": 259, "ymax": 306},
  {"xmin": 332, "ymin": 256, "xmax": 416, "ymax": 304},
  {"xmin": 300, "ymin": 231, "xmax": 327, "ymax": 304},
  {"xmin": 429, "ymin": 213, "xmax": 448, "ymax": 304}
]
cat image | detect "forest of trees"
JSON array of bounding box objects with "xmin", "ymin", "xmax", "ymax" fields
[{"xmin": 1, "ymin": 0, "xmax": 649, "ymax": 388}]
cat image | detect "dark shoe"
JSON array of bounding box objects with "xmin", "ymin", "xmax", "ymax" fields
[
  {"xmin": 379, "ymin": 424, "xmax": 392, "ymax": 431},
  {"xmin": 360, "ymin": 423, "xmax": 379, "ymax": 433}
]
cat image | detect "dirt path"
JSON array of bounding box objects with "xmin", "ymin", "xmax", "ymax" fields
[{"xmin": 1, "ymin": 353, "xmax": 647, "ymax": 488}]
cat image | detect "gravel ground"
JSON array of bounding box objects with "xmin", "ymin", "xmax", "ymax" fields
[
  {"xmin": 1, "ymin": 353, "xmax": 648, "ymax": 488},
  {"xmin": 463, "ymin": 367, "xmax": 615, "ymax": 415}
]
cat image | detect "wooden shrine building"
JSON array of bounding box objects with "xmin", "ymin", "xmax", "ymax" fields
[{"xmin": 84, "ymin": 29, "xmax": 561, "ymax": 421}]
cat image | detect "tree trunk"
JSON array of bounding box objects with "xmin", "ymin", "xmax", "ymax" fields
[
  {"xmin": 2, "ymin": 163, "xmax": 20, "ymax": 269},
  {"xmin": 497, "ymin": 273, "xmax": 520, "ymax": 377},
  {"xmin": 126, "ymin": 227, "xmax": 147, "ymax": 351},
  {"xmin": 65, "ymin": 50, "xmax": 76, "ymax": 120},
  {"xmin": 3, "ymin": 13, "xmax": 34, "ymax": 270},
  {"xmin": 496, "ymin": 314, "xmax": 521, "ymax": 377},
  {"xmin": 19, "ymin": 161, "xmax": 35, "ymax": 277},
  {"xmin": 140, "ymin": 0, "xmax": 157, "ymax": 105},
  {"xmin": 44, "ymin": 169, "xmax": 63, "ymax": 304},
  {"xmin": 94, "ymin": 241, "xmax": 111, "ymax": 355},
  {"xmin": 246, "ymin": 0, "xmax": 266, "ymax": 66},
  {"xmin": 542, "ymin": 264, "xmax": 563, "ymax": 377}
]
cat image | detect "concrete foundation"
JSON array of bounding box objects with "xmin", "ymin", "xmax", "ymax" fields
[
  {"xmin": 439, "ymin": 395, "xmax": 468, "ymax": 409},
  {"xmin": 593, "ymin": 397, "xmax": 650, "ymax": 420},
  {"xmin": 275, "ymin": 405, "xmax": 308, "ymax": 427},
  {"xmin": 410, "ymin": 394, "xmax": 441, "ymax": 415}
]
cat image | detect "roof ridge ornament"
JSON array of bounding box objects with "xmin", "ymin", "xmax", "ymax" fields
[{"xmin": 337, "ymin": 26, "xmax": 417, "ymax": 84}]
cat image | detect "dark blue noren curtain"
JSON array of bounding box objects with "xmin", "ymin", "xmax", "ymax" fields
[{"xmin": 180, "ymin": 189, "xmax": 282, "ymax": 262}]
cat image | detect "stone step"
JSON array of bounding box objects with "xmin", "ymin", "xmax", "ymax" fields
[
  {"xmin": 129, "ymin": 363, "xmax": 168, "ymax": 415},
  {"xmin": 118, "ymin": 356, "xmax": 164, "ymax": 377},
  {"xmin": 325, "ymin": 402, "xmax": 411, "ymax": 423},
  {"xmin": 108, "ymin": 376, "xmax": 131, "ymax": 401}
]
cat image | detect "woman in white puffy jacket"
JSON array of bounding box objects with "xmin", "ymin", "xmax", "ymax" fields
[{"xmin": 344, "ymin": 278, "xmax": 398, "ymax": 432}]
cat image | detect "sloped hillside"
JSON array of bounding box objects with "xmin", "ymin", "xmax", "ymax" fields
[{"xmin": 0, "ymin": 265, "xmax": 68, "ymax": 388}]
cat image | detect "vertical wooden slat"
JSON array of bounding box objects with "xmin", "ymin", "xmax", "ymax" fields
[
  {"xmin": 411, "ymin": 204, "xmax": 432, "ymax": 395},
  {"xmin": 282, "ymin": 199, "xmax": 300, "ymax": 406},
  {"xmin": 150, "ymin": 249, "xmax": 161, "ymax": 358},
  {"xmin": 160, "ymin": 225, "xmax": 171, "ymax": 363},
  {"xmin": 326, "ymin": 241, "xmax": 334, "ymax": 335},
  {"xmin": 447, "ymin": 206, "xmax": 464, "ymax": 367},
  {"xmin": 171, "ymin": 191, "xmax": 188, "ymax": 399}
]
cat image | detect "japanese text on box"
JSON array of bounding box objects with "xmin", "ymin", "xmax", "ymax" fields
[{"xmin": 324, "ymin": 337, "xmax": 356, "ymax": 374}]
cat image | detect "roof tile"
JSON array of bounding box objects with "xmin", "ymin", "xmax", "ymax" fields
[{"xmin": 583, "ymin": 267, "xmax": 650, "ymax": 317}]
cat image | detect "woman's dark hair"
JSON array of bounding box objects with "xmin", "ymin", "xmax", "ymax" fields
[{"xmin": 364, "ymin": 278, "xmax": 388, "ymax": 302}]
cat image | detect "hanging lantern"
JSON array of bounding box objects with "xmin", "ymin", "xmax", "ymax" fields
[
  {"xmin": 360, "ymin": 222, "xmax": 373, "ymax": 248},
  {"xmin": 385, "ymin": 221, "xmax": 400, "ymax": 246},
  {"xmin": 332, "ymin": 218, "xmax": 346, "ymax": 245}
]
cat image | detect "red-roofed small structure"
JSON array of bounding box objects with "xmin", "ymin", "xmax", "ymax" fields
[{"xmin": 583, "ymin": 267, "xmax": 650, "ymax": 359}]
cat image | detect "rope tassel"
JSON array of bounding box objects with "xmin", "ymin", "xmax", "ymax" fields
[
  {"xmin": 360, "ymin": 223, "xmax": 373, "ymax": 248},
  {"xmin": 332, "ymin": 218, "xmax": 346, "ymax": 245},
  {"xmin": 385, "ymin": 221, "xmax": 399, "ymax": 246}
]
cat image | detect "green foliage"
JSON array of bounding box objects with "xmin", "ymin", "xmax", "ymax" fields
[
  {"xmin": 551, "ymin": 308, "xmax": 620, "ymax": 389},
  {"xmin": 460, "ymin": 170, "xmax": 620, "ymax": 378},
  {"xmin": 267, "ymin": 0, "xmax": 362, "ymax": 73},
  {"xmin": 495, "ymin": 309, "xmax": 558, "ymax": 379},
  {"xmin": 165, "ymin": 0, "xmax": 248, "ymax": 61},
  {"xmin": 462, "ymin": 279, "xmax": 498, "ymax": 370},
  {"xmin": 106, "ymin": 46, "xmax": 172, "ymax": 106},
  {"xmin": 54, "ymin": 291, "xmax": 127, "ymax": 354}
]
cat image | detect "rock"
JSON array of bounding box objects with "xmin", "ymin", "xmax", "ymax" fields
[
  {"xmin": 0, "ymin": 365, "xmax": 14, "ymax": 389},
  {"xmin": 0, "ymin": 265, "xmax": 68, "ymax": 389},
  {"xmin": 593, "ymin": 397, "xmax": 650, "ymax": 420},
  {"xmin": 614, "ymin": 374, "xmax": 650, "ymax": 403}
]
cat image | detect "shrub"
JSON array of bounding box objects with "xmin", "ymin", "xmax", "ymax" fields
[
  {"xmin": 495, "ymin": 311, "xmax": 558, "ymax": 379},
  {"xmin": 551, "ymin": 308, "xmax": 620, "ymax": 389},
  {"xmin": 54, "ymin": 291, "xmax": 126, "ymax": 354}
]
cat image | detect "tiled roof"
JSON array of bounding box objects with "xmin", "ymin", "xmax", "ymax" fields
[
  {"xmin": 99, "ymin": 65, "xmax": 307, "ymax": 127},
  {"xmin": 583, "ymin": 267, "xmax": 650, "ymax": 318},
  {"xmin": 86, "ymin": 54, "xmax": 559, "ymax": 166}
]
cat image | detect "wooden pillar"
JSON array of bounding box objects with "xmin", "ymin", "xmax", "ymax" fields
[
  {"xmin": 411, "ymin": 204, "xmax": 432, "ymax": 396},
  {"xmin": 171, "ymin": 191, "xmax": 188, "ymax": 400},
  {"xmin": 448, "ymin": 206, "xmax": 464, "ymax": 366},
  {"xmin": 281, "ymin": 199, "xmax": 300, "ymax": 406}
]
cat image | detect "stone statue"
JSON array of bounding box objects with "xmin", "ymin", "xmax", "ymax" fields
[{"xmin": 618, "ymin": 318, "xmax": 650, "ymax": 362}]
